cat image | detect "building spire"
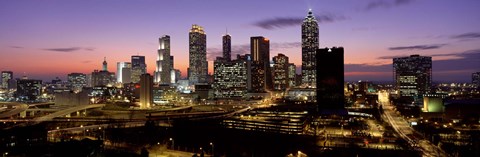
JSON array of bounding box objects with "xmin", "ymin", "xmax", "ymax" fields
[{"xmin": 102, "ymin": 57, "xmax": 108, "ymax": 71}]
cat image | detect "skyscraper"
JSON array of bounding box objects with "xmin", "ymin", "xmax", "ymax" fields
[
  {"xmin": 131, "ymin": 55, "xmax": 146, "ymax": 83},
  {"xmin": 91, "ymin": 58, "xmax": 115, "ymax": 87},
  {"xmin": 393, "ymin": 55, "xmax": 432, "ymax": 97},
  {"xmin": 250, "ymin": 36, "xmax": 270, "ymax": 92},
  {"xmin": 301, "ymin": 9, "xmax": 319, "ymax": 87},
  {"xmin": 154, "ymin": 35, "xmax": 172, "ymax": 84},
  {"xmin": 140, "ymin": 73, "xmax": 153, "ymax": 109},
  {"xmin": 316, "ymin": 47, "xmax": 345, "ymax": 110},
  {"xmin": 223, "ymin": 33, "xmax": 231, "ymax": 61},
  {"xmin": 273, "ymin": 53, "xmax": 289, "ymax": 91},
  {"xmin": 102, "ymin": 57, "xmax": 108, "ymax": 71},
  {"xmin": 288, "ymin": 63, "xmax": 296, "ymax": 87},
  {"xmin": 188, "ymin": 24, "xmax": 208, "ymax": 84},
  {"xmin": 1, "ymin": 71, "xmax": 13, "ymax": 89},
  {"xmin": 67, "ymin": 73, "xmax": 87, "ymax": 92},
  {"xmin": 117, "ymin": 62, "xmax": 131, "ymax": 83}
]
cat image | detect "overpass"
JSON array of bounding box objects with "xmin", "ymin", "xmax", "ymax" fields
[
  {"xmin": 33, "ymin": 104, "xmax": 106, "ymax": 124},
  {"xmin": 0, "ymin": 102, "xmax": 28, "ymax": 118}
]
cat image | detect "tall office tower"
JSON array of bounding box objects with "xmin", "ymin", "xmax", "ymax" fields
[
  {"xmin": 273, "ymin": 53, "xmax": 289, "ymax": 91},
  {"xmin": 237, "ymin": 54, "xmax": 252, "ymax": 91},
  {"xmin": 139, "ymin": 73, "xmax": 153, "ymax": 109},
  {"xmin": 301, "ymin": 9, "xmax": 319, "ymax": 87},
  {"xmin": 154, "ymin": 35, "xmax": 172, "ymax": 84},
  {"xmin": 170, "ymin": 56, "xmax": 174, "ymax": 69},
  {"xmin": 91, "ymin": 59, "xmax": 115, "ymax": 87},
  {"xmin": 1, "ymin": 71, "xmax": 13, "ymax": 89},
  {"xmin": 288, "ymin": 63, "xmax": 296, "ymax": 87},
  {"xmin": 393, "ymin": 54, "xmax": 432, "ymax": 97},
  {"xmin": 117, "ymin": 62, "xmax": 131, "ymax": 83},
  {"xmin": 188, "ymin": 24, "xmax": 208, "ymax": 85},
  {"xmin": 250, "ymin": 36, "xmax": 270, "ymax": 92},
  {"xmin": 67, "ymin": 73, "xmax": 87, "ymax": 92},
  {"xmin": 213, "ymin": 56, "xmax": 249, "ymax": 99},
  {"xmin": 102, "ymin": 57, "xmax": 108, "ymax": 71},
  {"xmin": 16, "ymin": 78, "xmax": 42, "ymax": 101},
  {"xmin": 472, "ymin": 72, "xmax": 480, "ymax": 88},
  {"xmin": 316, "ymin": 47, "xmax": 345, "ymax": 110},
  {"xmin": 223, "ymin": 33, "xmax": 232, "ymax": 61},
  {"xmin": 131, "ymin": 55, "xmax": 147, "ymax": 83}
]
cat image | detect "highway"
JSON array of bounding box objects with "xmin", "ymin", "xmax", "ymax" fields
[
  {"xmin": 379, "ymin": 92, "xmax": 447, "ymax": 157},
  {"xmin": 33, "ymin": 104, "xmax": 106, "ymax": 123},
  {"xmin": 0, "ymin": 102, "xmax": 28, "ymax": 118}
]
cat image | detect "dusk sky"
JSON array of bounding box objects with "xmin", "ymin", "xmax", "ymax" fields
[{"xmin": 1, "ymin": 0, "xmax": 479, "ymax": 82}]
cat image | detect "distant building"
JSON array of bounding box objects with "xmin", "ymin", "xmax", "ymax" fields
[
  {"xmin": 55, "ymin": 90, "xmax": 89, "ymax": 106},
  {"xmin": 131, "ymin": 55, "xmax": 147, "ymax": 83},
  {"xmin": 288, "ymin": 64, "xmax": 296, "ymax": 88},
  {"xmin": 213, "ymin": 56, "xmax": 249, "ymax": 99},
  {"xmin": 473, "ymin": 72, "xmax": 480, "ymax": 88},
  {"xmin": 117, "ymin": 62, "xmax": 131, "ymax": 83},
  {"xmin": 272, "ymin": 53, "xmax": 289, "ymax": 91},
  {"xmin": 16, "ymin": 78, "xmax": 42, "ymax": 101},
  {"xmin": 393, "ymin": 54, "xmax": 432, "ymax": 97},
  {"xmin": 302, "ymin": 9, "xmax": 319, "ymax": 87},
  {"xmin": 316, "ymin": 47, "xmax": 345, "ymax": 110},
  {"xmin": 1, "ymin": 71, "xmax": 13, "ymax": 89},
  {"xmin": 188, "ymin": 24, "xmax": 208, "ymax": 85},
  {"xmin": 67, "ymin": 73, "xmax": 87, "ymax": 92},
  {"xmin": 139, "ymin": 73, "xmax": 153, "ymax": 109},
  {"xmin": 223, "ymin": 33, "xmax": 231, "ymax": 61},
  {"xmin": 250, "ymin": 36, "xmax": 270, "ymax": 92},
  {"xmin": 154, "ymin": 35, "xmax": 172, "ymax": 84}
]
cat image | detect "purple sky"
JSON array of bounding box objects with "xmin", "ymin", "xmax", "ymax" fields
[{"xmin": 1, "ymin": 0, "xmax": 479, "ymax": 82}]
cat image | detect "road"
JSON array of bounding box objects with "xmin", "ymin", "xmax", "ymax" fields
[
  {"xmin": 379, "ymin": 92, "xmax": 447, "ymax": 157},
  {"xmin": 0, "ymin": 102, "xmax": 28, "ymax": 118}
]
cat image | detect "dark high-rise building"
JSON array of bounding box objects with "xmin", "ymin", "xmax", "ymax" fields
[
  {"xmin": 91, "ymin": 58, "xmax": 115, "ymax": 87},
  {"xmin": 316, "ymin": 47, "xmax": 345, "ymax": 110},
  {"xmin": 1, "ymin": 71, "xmax": 13, "ymax": 89},
  {"xmin": 213, "ymin": 55, "xmax": 249, "ymax": 99},
  {"xmin": 473, "ymin": 72, "xmax": 480, "ymax": 88},
  {"xmin": 223, "ymin": 34, "xmax": 231, "ymax": 61},
  {"xmin": 16, "ymin": 78, "xmax": 42, "ymax": 101},
  {"xmin": 273, "ymin": 53, "xmax": 289, "ymax": 91},
  {"xmin": 68, "ymin": 73, "xmax": 87, "ymax": 92},
  {"xmin": 188, "ymin": 24, "xmax": 208, "ymax": 84},
  {"xmin": 140, "ymin": 73, "xmax": 153, "ymax": 109},
  {"xmin": 393, "ymin": 55, "xmax": 432, "ymax": 97},
  {"xmin": 302, "ymin": 9, "xmax": 319, "ymax": 87},
  {"xmin": 250, "ymin": 36, "xmax": 270, "ymax": 92},
  {"xmin": 131, "ymin": 55, "xmax": 146, "ymax": 83},
  {"xmin": 154, "ymin": 35, "xmax": 172, "ymax": 84}
]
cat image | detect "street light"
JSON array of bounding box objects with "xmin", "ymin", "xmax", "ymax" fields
[
  {"xmin": 3, "ymin": 152, "xmax": 8, "ymax": 157},
  {"xmin": 169, "ymin": 138, "xmax": 174, "ymax": 149},
  {"xmin": 210, "ymin": 142, "xmax": 214, "ymax": 156}
]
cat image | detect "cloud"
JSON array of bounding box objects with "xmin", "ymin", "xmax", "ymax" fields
[
  {"xmin": 388, "ymin": 44, "xmax": 446, "ymax": 51},
  {"xmin": 364, "ymin": 0, "xmax": 414, "ymax": 11},
  {"xmin": 82, "ymin": 60, "xmax": 92, "ymax": 64},
  {"xmin": 450, "ymin": 32, "xmax": 480, "ymax": 41},
  {"xmin": 253, "ymin": 13, "xmax": 346, "ymax": 30},
  {"xmin": 42, "ymin": 47, "xmax": 95, "ymax": 52},
  {"xmin": 9, "ymin": 46, "xmax": 23, "ymax": 49}
]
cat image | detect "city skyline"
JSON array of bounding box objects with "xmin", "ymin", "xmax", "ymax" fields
[{"xmin": 1, "ymin": 0, "xmax": 479, "ymax": 82}]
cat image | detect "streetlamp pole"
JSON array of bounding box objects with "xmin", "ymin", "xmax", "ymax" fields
[
  {"xmin": 169, "ymin": 138, "xmax": 174, "ymax": 150},
  {"xmin": 210, "ymin": 142, "xmax": 214, "ymax": 156}
]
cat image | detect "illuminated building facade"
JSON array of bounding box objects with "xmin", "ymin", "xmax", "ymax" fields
[
  {"xmin": 273, "ymin": 53, "xmax": 289, "ymax": 91},
  {"xmin": 140, "ymin": 73, "xmax": 153, "ymax": 109},
  {"xmin": 131, "ymin": 55, "xmax": 147, "ymax": 83},
  {"xmin": 188, "ymin": 24, "xmax": 208, "ymax": 85},
  {"xmin": 213, "ymin": 55, "xmax": 250, "ymax": 99},
  {"xmin": 91, "ymin": 58, "xmax": 115, "ymax": 87},
  {"xmin": 16, "ymin": 78, "xmax": 42, "ymax": 101},
  {"xmin": 393, "ymin": 55, "xmax": 432, "ymax": 97},
  {"xmin": 250, "ymin": 36, "xmax": 270, "ymax": 92},
  {"xmin": 67, "ymin": 73, "xmax": 87, "ymax": 92},
  {"xmin": 316, "ymin": 47, "xmax": 345, "ymax": 110},
  {"xmin": 301, "ymin": 9, "xmax": 319, "ymax": 87},
  {"xmin": 1, "ymin": 71, "xmax": 13, "ymax": 89},
  {"xmin": 154, "ymin": 35, "xmax": 172, "ymax": 84},
  {"xmin": 473, "ymin": 72, "xmax": 480, "ymax": 88},
  {"xmin": 116, "ymin": 62, "xmax": 131, "ymax": 83},
  {"xmin": 288, "ymin": 63, "xmax": 296, "ymax": 87}
]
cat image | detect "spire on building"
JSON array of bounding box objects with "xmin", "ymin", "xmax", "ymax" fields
[{"xmin": 102, "ymin": 57, "xmax": 108, "ymax": 71}]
